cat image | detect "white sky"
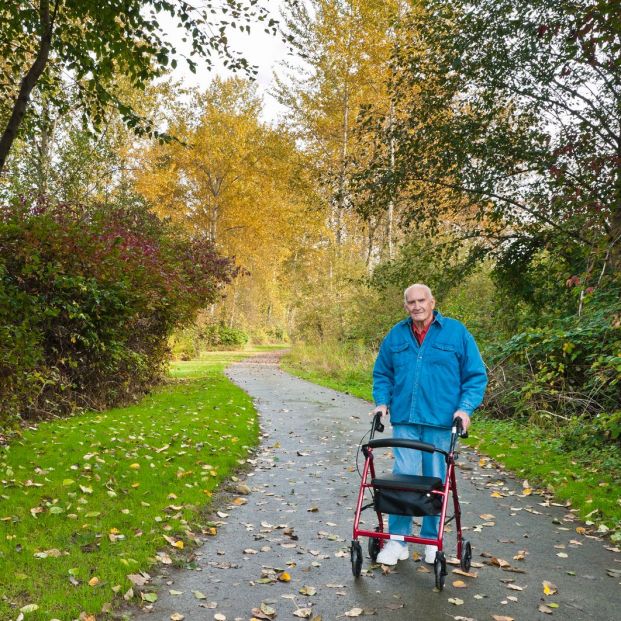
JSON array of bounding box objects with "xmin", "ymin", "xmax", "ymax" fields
[{"xmin": 164, "ymin": 0, "xmax": 292, "ymax": 124}]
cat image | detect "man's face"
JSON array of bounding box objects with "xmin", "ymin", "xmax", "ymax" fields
[{"xmin": 404, "ymin": 288, "xmax": 435, "ymax": 324}]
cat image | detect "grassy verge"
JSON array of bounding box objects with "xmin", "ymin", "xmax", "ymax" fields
[
  {"xmin": 282, "ymin": 344, "xmax": 621, "ymax": 539},
  {"xmin": 0, "ymin": 352, "xmax": 258, "ymax": 620}
]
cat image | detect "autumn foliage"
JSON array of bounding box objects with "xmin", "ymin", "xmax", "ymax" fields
[{"xmin": 0, "ymin": 196, "xmax": 236, "ymax": 429}]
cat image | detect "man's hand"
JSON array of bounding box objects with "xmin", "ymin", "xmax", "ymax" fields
[
  {"xmin": 371, "ymin": 404, "xmax": 388, "ymax": 418},
  {"xmin": 453, "ymin": 410, "xmax": 471, "ymax": 432}
]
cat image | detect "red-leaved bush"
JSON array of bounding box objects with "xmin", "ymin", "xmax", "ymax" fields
[{"xmin": 0, "ymin": 196, "xmax": 236, "ymax": 430}]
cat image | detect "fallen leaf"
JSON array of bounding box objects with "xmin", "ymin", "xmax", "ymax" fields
[
  {"xmin": 127, "ymin": 573, "xmax": 149, "ymax": 586},
  {"xmin": 452, "ymin": 569, "xmax": 478, "ymax": 578},
  {"xmin": 448, "ymin": 598, "xmax": 464, "ymax": 605},
  {"xmin": 452, "ymin": 580, "xmax": 467, "ymax": 588},
  {"xmin": 492, "ymin": 616, "xmax": 514, "ymax": 621},
  {"xmin": 538, "ymin": 604, "xmax": 553, "ymax": 614},
  {"xmin": 491, "ymin": 557, "xmax": 511, "ymax": 568},
  {"xmin": 214, "ymin": 614, "xmax": 226, "ymax": 621},
  {"xmin": 293, "ymin": 608, "xmax": 312, "ymax": 618},
  {"xmin": 88, "ymin": 577, "xmax": 100, "ymax": 587},
  {"xmin": 506, "ymin": 583, "xmax": 524, "ymax": 591},
  {"xmin": 193, "ymin": 590, "xmax": 207, "ymax": 599},
  {"xmin": 278, "ymin": 571, "xmax": 291, "ymax": 582},
  {"xmin": 543, "ymin": 580, "xmax": 558, "ymax": 596},
  {"xmin": 344, "ymin": 608, "xmax": 363, "ymax": 617},
  {"xmin": 170, "ymin": 614, "xmax": 185, "ymax": 621},
  {"xmin": 299, "ymin": 585, "xmax": 317, "ymax": 596}
]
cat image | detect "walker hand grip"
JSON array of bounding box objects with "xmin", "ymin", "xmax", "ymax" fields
[
  {"xmin": 366, "ymin": 438, "xmax": 437, "ymax": 453},
  {"xmin": 373, "ymin": 413, "xmax": 384, "ymax": 433},
  {"xmin": 453, "ymin": 416, "xmax": 468, "ymax": 439}
]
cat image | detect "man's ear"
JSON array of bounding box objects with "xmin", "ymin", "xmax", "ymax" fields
[{"xmin": 431, "ymin": 297, "xmax": 436, "ymax": 309}]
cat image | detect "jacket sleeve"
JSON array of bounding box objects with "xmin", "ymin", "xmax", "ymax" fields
[
  {"xmin": 372, "ymin": 337, "xmax": 394, "ymax": 407},
  {"xmin": 457, "ymin": 330, "xmax": 488, "ymax": 415}
]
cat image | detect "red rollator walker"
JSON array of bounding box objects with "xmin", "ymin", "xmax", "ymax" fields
[{"xmin": 351, "ymin": 413, "xmax": 471, "ymax": 590}]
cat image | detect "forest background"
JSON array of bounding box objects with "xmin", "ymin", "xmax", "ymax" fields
[{"xmin": 1, "ymin": 0, "xmax": 619, "ymax": 524}]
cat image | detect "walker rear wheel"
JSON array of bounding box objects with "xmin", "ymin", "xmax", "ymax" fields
[
  {"xmin": 351, "ymin": 541, "xmax": 363, "ymax": 577},
  {"xmin": 368, "ymin": 536, "xmax": 381, "ymax": 563},
  {"xmin": 460, "ymin": 540, "xmax": 472, "ymax": 572},
  {"xmin": 434, "ymin": 551, "xmax": 447, "ymax": 591}
]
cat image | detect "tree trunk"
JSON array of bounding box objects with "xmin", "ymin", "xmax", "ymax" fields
[
  {"xmin": 0, "ymin": 0, "xmax": 54, "ymax": 174},
  {"xmin": 36, "ymin": 98, "xmax": 55, "ymax": 195},
  {"xmin": 386, "ymin": 100, "xmax": 396, "ymax": 260},
  {"xmin": 335, "ymin": 84, "xmax": 349, "ymax": 247}
]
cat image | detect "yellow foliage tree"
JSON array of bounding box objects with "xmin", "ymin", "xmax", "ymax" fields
[{"xmin": 134, "ymin": 77, "xmax": 323, "ymax": 339}]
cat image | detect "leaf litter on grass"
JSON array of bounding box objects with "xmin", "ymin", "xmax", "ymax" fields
[{"xmin": 0, "ymin": 357, "xmax": 259, "ymax": 619}]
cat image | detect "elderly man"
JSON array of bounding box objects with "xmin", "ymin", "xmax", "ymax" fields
[{"xmin": 372, "ymin": 283, "xmax": 487, "ymax": 566}]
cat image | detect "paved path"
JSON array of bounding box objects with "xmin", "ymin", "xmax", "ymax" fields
[{"xmin": 134, "ymin": 354, "xmax": 621, "ymax": 621}]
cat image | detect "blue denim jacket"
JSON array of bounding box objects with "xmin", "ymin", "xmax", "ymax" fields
[{"xmin": 372, "ymin": 311, "xmax": 488, "ymax": 428}]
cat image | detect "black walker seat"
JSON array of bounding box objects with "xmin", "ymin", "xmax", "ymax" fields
[{"xmin": 372, "ymin": 473, "xmax": 444, "ymax": 517}]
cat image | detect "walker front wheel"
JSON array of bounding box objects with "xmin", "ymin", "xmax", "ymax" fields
[
  {"xmin": 351, "ymin": 541, "xmax": 363, "ymax": 577},
  {"xmin": 434, "ymin": 551, "xmax": 447, "ymax": 591}
]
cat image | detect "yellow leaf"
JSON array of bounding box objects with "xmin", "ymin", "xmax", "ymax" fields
[
  {"xmin": 88, "ymin": 577, "xmax": 100, "ymax": 587},
  {"xmin": 130, "ymin": 463, "xmax": 140, "ymax": 469},
  {"xmin": 490, "ymin": 491, "xmax": 503, "ymax": 498},
  {"xmin": 278, "ymin": 571, "xmax": 291, "ymax": 582},
  {"xmin": 173, "ymin": 540, "xmax": 184, "ymax": 549},
  {"xmin": 543, "ymin": 580, "xmax": 558, "ymax": 596},
  {"xmin": 452, "ymin": 580, "xmax": 467, "ymax": 588},
  {"xmin": 522, "ymin": 488, "xmax": 533, "ymax": 496}
]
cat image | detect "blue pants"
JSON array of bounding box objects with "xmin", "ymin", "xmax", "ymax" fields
[{"xmin": 389, "ymin": 424, "xmax": 451, "ymax": 541}]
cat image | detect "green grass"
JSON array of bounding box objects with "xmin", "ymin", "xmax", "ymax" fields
[
  {"xmin": 466, "ymin": 418, "xmax": 621, "ymax": 534},
  {"xmin": 281, "ymin": 342, "xmax": 374, "ymax": 402},
  {"xmin": 0, "ymin": 353, "xmax": 259, "ymax": 620},
  {"xmin": 282, "ymin": 343, "xmax": 621, "ymax": 539}
]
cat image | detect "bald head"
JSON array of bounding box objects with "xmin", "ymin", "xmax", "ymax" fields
[
  {"xmin": 403, "ymin": 283, "xmax": 435, "ymax": 327},
  {"xmin": 403, "ymin": 283, "xmax": 434, "ymax": 304}
]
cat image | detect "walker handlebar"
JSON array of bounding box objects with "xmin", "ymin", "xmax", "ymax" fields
[{"xmin": 366, "ymin": 438, "xmax": 442, "ymax": 455}]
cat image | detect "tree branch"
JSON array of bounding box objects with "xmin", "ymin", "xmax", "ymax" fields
[{"xmin": 0, "ymin": 0, "xmax": 57, "ymax": 173}]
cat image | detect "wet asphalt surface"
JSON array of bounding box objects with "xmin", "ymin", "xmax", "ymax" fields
[{"xmin": 133, "ymin": 353, "xmax": 621, "ymax": 621}]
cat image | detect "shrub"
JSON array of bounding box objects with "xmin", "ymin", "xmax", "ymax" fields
[
  {"xmin": 0, "ymin": 197, "xmax": 236, "ymax": 430},
  {"xmin": 484, "ymin": 287, "xmax": 621, "ymax": 440}
]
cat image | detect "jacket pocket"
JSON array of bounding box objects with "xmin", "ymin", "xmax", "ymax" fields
[
  {"xmin": 390, "ymin": 341, "xmax": 410, "ymax": 367},
  {"xmin": 429, "ymin": 342, "xmax": 460, "ymax": 370}
]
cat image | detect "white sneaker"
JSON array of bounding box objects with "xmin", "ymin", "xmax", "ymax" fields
[
  {"xmin": 376, "ymin": 540, "xmax": 409, "ymax": 565},
  {"xmin": 424, "ymin": 544, "xmax": 438, "ymax": 564}
]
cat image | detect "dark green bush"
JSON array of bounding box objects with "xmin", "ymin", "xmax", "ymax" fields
[
  {"xmin": 202, "ymin": 323, "xmax": 249, "ymax": 348},
  {"xmin": 484, "ymin": 286, "xmax": 621, "ymax": 440},
  {"xmin": 0, "ymin": 197, "xmax": 236, "ymax": 431}
]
